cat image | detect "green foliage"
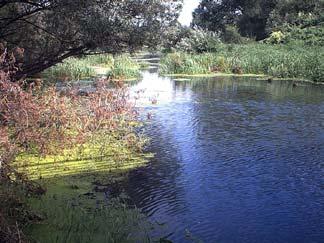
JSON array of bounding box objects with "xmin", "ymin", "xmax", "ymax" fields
[
  {"xmin": 43, "ymin": 58, "xmax": 96, "ymax": 81},
  {"xmin": 160, "ymin": 44, "xmax": 324, "ymax": 82},
  {"xmin": 280, "ymin": 26, "xmax": 324, "ymax": 46},
  {"xmin": 192, "ymin": 0, "xmax": 277, "ymax": 40},
  {"xmin": 267, "ymin": 0, "xmax": 324, "ymax": 31},
  {"xmin": 1, "ymin": 0, "xmax": 182, "ymax": 77},
  {"xmin": 44, "ymin": 54, "xmax": 141, "ymax": 81},
  {"xmin": 265, "ymin": 31, "xmax": 286, "ymax": 44},
  {"xmin": 174, "ymin": 28, "xmax": 222, "ymax": 53},
  {"xmin": 222, "ymin": 25, "xmax": 251, "ymax": 44},
  {"xmin": 84, "ymin": 54, "xmax": 115, "ymax": 68},
  {"xmin": 192, "ymin": 0, "xmax": 323, "ymax": 42},
  {"xmin": 160, "ymin": 52, "xmax": 212, "ymax": 75},
  {"xmin": 107, "ymin": 55, "xmax": 141, "ymax": 80},
  {"xmin": 161, "ymin": 25, "xmax": 192, "ymax": 53},
  {"xmin": 28, "ymin": 195, "xmax": 153, "ymax": 243}
]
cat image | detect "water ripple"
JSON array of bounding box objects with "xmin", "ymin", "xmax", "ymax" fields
[{"xmin": 126, "ymin": 76, "xmax": 324, "ymax": 242}]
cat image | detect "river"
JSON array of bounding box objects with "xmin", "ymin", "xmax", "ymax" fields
[{"xmin": 124, "ymin": 59, "xmax": 324, "ymax": 242}]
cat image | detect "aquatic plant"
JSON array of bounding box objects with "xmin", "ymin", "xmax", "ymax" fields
[{"xmin": 27, "ymin": 183, "xmax": 154, "ymax": 243}]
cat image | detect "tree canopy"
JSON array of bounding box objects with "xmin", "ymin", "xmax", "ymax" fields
[{"xmin": 0, "ymin": 0, "xmax": 182, "ymax": 78}]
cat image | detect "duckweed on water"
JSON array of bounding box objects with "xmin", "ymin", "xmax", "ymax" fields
[
  {"xmin": 14, "ymin": 135, "xmax": 154, "ymax": 242},
  {"xmin": 14, "ymin": 133, "xmax": 151, "ymax": 180}
]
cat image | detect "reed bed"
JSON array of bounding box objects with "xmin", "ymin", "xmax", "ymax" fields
[{"xmin": 160, "ymin": 44, "xmax": 324, "ymax": 82}]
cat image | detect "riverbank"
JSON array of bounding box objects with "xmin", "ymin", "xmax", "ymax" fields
[{"xmin": 0, "ymin": 63, "xmax": 158, "ymax": 242}]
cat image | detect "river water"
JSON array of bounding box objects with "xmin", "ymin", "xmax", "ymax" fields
[{"xmin": 125, "ymin": 63, "xmax": 324, "ymax": 242}]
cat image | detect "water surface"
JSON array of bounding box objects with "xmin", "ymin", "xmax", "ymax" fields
[{"xmin": 126, "ymin": 71, "xmax": 324, "ymax": 242}]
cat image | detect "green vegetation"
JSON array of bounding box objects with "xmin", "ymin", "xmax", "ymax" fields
[
  {"xmin": 0, "ymin": 49, "xmax": 154, "ymax": 242},
  {"xmin": 43, "ymin": 54, "xmax": 141, "ymax": 81},
  {"xmin": 9, "ymin": 132, "xmax": 154, "ymax": 242},
  {"xmin": 28, "ymin": 194, "xmax": 153, "ymax": 243},
  {"xmin": 107, "ymin": 55, "xmax": 141, "ymax": 80},
  {"xmin": 160, "ymin": 0, "xmax": 321, "ymax": 82},
  {"xmin": 0, "ymin": 1, "xmax": 182, "ymax": 78},
  {"xmin": 160, "ymin": 44, "xmax": 324, "ymax": 82},
  {"xmin": 42, "ymin": 58, "xmax": 97, "ymax": 81}
]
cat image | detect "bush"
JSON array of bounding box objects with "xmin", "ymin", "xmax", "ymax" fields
[
  {"xmin": 284, "ymin": 25, "xmax": 324, "ymax": 46},
  {"xmin": 265, "ymin": 31, "xmax": 285, "ymax": 44},
  {"xmin": 1, "ymin": 46, "xmax": 150, "ymax": 241},
  {"xmin": 222, "ymin": 25, "xmax": 251, "ymax": 44},
  {"xmin": 174, "ymin": 28, "xmax": 222, "ymax": 53}
]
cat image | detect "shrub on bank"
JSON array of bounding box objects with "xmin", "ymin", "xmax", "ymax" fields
[
  {"xmin": 0, "ymin": 46, "xmax": 149, "ymax": 242},
  {"xmin": 265, "ymin": 26, "xmax": 324, "ymax": 46},
  {"xmin": 174, "ymin": 28, "xmax": 222, "ymax": 53}
]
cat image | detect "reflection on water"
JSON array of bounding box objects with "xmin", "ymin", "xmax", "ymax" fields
[{"xmin": 128, "ymin": 71, "xmax": 324, "ymax": 242}]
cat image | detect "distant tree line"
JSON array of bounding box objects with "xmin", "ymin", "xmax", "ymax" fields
[{"xmin": 192, "ymin": 0, "xmax": 324, "ymax": 40}]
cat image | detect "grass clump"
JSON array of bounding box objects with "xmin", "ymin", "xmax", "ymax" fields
[
  {"xmin": 107, "ymin": 55, "xmax": 141, "ymax": 80},
  {"xmin": 43, "ymin": 54, "xmax": 141, "ymax": 81},
  {"xmin": 83, "ymin": 54, "xmax": 114, "ymax": 68},
  {"xmin": 43, "ymin": 58, "xmax": 96, "ymax": 81}
]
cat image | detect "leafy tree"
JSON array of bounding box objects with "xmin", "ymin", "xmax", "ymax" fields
[
  {"xmin": 0, "ymin": 0, "xmax": 182, "ymax": 78},
  {"xmin": 267, "ymin": 0, "xmax": 324, "ymax": 31},
  {"xmin": 236, "ymin": 0, "xmax": 277, "ymax": 39},
  {"xmin": 192, "ymin": 0, "xmax": 239, "ymax": 33}
]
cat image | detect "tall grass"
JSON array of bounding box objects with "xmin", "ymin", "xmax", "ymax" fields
[
  {"xmin": 84, "ymin": 54, "xmax": 114, "ymax": 67},
  {"xmin": 43, "ymin": 58, "xmax": 96, "ymax": 81},
  {"xmin": 160, "ymin": 44, "xmax": 324, "ymax": 82}
]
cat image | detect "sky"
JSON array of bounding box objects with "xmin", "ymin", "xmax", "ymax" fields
[{"xmin": 178, "ymin": 0, "xmax": 200, "ymax": 26}]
